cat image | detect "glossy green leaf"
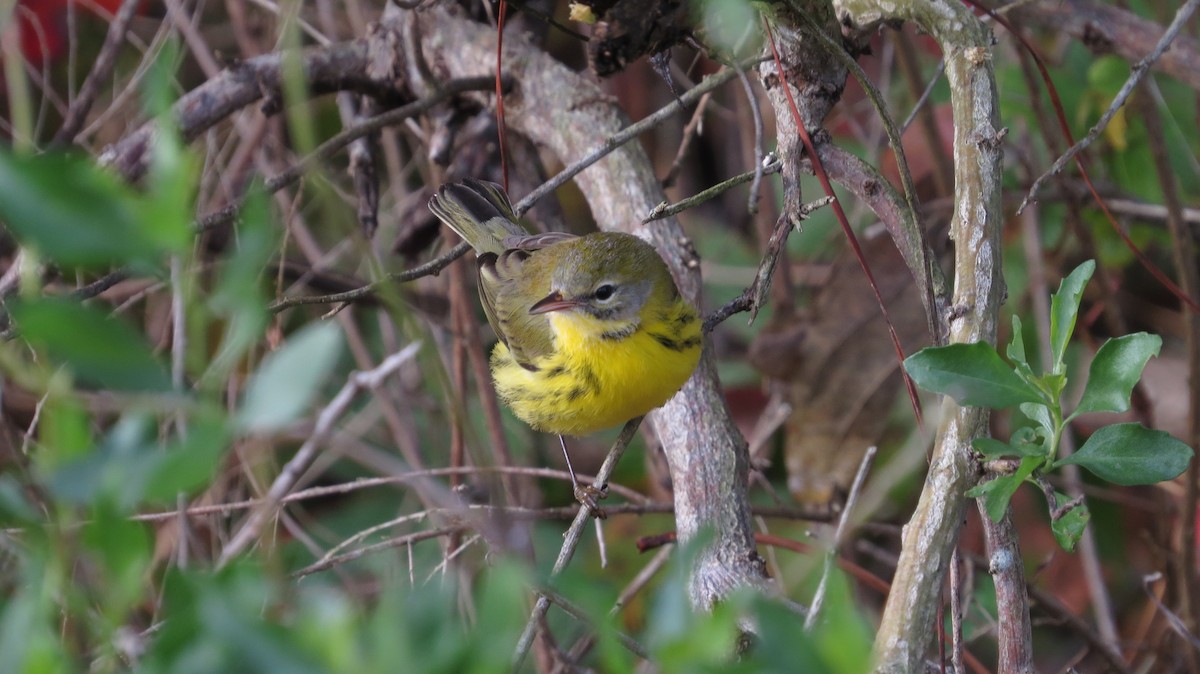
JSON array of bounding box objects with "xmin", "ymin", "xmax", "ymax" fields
[
  {"xmin": 237, "ymin": 322, "xmax": 343, "ymax": 433},
  {"xmin": 1073, "ymin": 333, "xmax": 1161, "ymax": 416},
  {"xmin": 1049, "ymin": 260, "xmax": 1094, "ymax": 373},
  {"xmin": 904, "ymin": 342, "xmax": 1044, "ymax": 409},
  {"xmin": 0, "ymin": 151, "xmax": 180, "ymax": 269},
  {"xmin": 11, "ymin": 298, "xmax": 171, "ymax": 391},
  {"xmin": 973, "ymin": 438, "xmax": 1016, "ymax": 458},
  {"xmin": 1056, "ymin": 423, "xmax": 1193, "ymax": 486},
  {"xmin": 972, "ymin": 428, "xmax": 1044, "ymax": 459},
  {"xmin": 1050, "ymin": 499, "xmax": 1090, "ymax": 552}
]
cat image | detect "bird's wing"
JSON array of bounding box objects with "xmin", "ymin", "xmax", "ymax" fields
[{"xmin": 478, "ymin": 233, "xmax": 577, "ymax": 369}]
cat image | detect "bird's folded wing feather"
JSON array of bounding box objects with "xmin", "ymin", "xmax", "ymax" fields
[{"xmin": 478, "ymin": 233, "xmax": 576, "ymax": 369}]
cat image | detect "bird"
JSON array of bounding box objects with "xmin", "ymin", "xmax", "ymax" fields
[{"xmin": 428, "ymin": 179, "xmax": 702, "ymax": 511}]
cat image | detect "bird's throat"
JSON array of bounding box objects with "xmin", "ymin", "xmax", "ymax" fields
[{"xmin": 548, "ymin": 312, "xmax": 640, "ymax": 344}]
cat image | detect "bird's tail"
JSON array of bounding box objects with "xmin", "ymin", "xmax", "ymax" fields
[{"xmin": 428, "ymin": 179, "xmax": 527, "ymax": 256}]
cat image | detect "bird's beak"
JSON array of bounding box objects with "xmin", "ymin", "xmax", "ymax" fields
[{"xmin": 529, "ymin": 291, "xmax": 582, "ymax": 315}]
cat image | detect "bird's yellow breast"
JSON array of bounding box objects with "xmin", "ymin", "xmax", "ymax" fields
[{"xmin": 490, "ymin": 303, "xmax": 701, "ymax": 436}]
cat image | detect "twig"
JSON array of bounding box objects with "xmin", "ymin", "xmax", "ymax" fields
[
  {"xmin": 1026, "ymin": 584, "xmax": 1132, "ymax": 674},
  {"xmin": 217, "ymin": 341, "xmax": 422, "ymax": 567},
  {"xmin": 734, "ymin": 63, "xmax": 767, "ymax": 216},
  {"xmin": 702, "ymin": 292, "xmax": 754, "ymax": 334},
  {"xmin": 537, "ymin": 585, "xmax": 652, "ymax": 661},
  {"xmin": 950, "ymin": 548, "xmax": 965, "ymax": 674},
  {"xmin": 1020, "ymin": 0, "xmax": 1200, "ymax": 212},
  {"xmin": 765, "ymin": 19, "xmax": 922, "ymax": 425},
  {"xmin": 644, "ymin": 159, "xmax": 783, "ymax": 223},
  {"xmin": 70, "ymin": 270, "xmax": 131, "ymax": 301},
  {"xmin": 52, "ymin": 0, "xmax": 141, "ymax": 146},
  {"xmin": 268, "ymin": 242, "xmax": 469, "ymax": 313},
  {"xmin": 900, "ymin": 59, "xmax": 946, "ymax": 136},
  {"xmin": 694, "ymin": 192, "xmax": 831, "ymax": 335},
  {"xmin": 1132, "ymin": 75, "xmax": 1200, "ymax": 646},
  {"xmin": 556, "ymin": 545, "xmax": 674, "ymax": 672},
  {"xmin": 1142, "ymin": 572, "xmax": 1200, "ymax": 650},
  {"xmin": 293, "ymin": 525, "xmax": 463, "ymax": 578},
  {"xmin": 804, "ymin": 446, "xmax": 876, "ymax": 630},
  {"xmin": 512, "ymin": 66, "xmax": 750, "ymax": 216},
  {"xmin": 660, "ymin": 90, "xmax": 713, "ymax": 188},
  {"xmin": 197, "ymin": 77, "xmax": 499, "ymax": 232},
  {"xmin": 511, "ymin": 417, "xmax": 644, "ymax": 671}
]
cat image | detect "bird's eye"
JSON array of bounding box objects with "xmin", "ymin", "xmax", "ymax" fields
[{"xmin": 594, "ymin": 284, "xmax": 616, "ymax": 301}]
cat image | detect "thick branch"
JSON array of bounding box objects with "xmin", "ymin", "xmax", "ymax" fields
[
  {"xmin": 99, "ymin": 35, "xmax": 400, "ymax": 181},
  {"xmin": 835, "ymin": 0, "xmax": 1008, "ymax": 671}
]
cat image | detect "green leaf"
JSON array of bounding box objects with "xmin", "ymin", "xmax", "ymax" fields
[
  {"xmin": 0, "ymin": 475, "xmax": 37, "ymax": 524},
  {"xmin": 208, "ymin": 189, "xmax": 273, "ymax": 381},
  {"xmin": 904, "ymin": 342, "xmax": 1045, "ymax": 409},
  {"xmin": 967, "ymin": 456, "xmax": 1040, "ymax": 522},
  {"xmin": 82, "ymin": 500, "xmax": 152, "ymax": 618},
  {"xmin": 1050, "ymin": 498, "xmax": 1090, "ymax": 552},
  {"xmin": 973, "ymin": 428, "xmax": 1044, "ymax": 459},
  {"xmin": 0, "ymin": 151, "xmax": 181, "ymax": 269},
  {"xmin": 1019, "ymin": 402, "xmax": 1055, "ymax": 437},
  {"xmin": 237, "ymin": 322, "xmax": 343, "ymax": 433},
  {"xmin": 973, "ymin": 438, "xmax": 1015, "ymax": 458},
  {"xmin": 1056, "ymin": 423, "xmax": 1193, "ymax": 486},
  {"xmin": 1072, "ymin": 333, "xmax": 1161, "ymax": 416},
  {"xmin": 11, "ymin": 298, "xmax": 171, "ymax": 391},
  {"xmin": 1006, "ymin": 314, "xmax": 1027, "ymax": 364},
  {"xmin": 1049, "ymin": 260, "xmax": 1095, "ymax": 373},
  {"xmin": 142, "ymin": 413, "xmax": 231, "ymax": 504}
]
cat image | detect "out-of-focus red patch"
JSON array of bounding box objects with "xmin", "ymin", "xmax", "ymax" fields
[{"xmin": 13, "ymin": 0, "xmax": 149, "ymax": 67}]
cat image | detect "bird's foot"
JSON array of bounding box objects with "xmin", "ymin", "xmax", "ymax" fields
[{"xmin": 574, "ymin": 482, "xmax": 609, "ymax": 519}]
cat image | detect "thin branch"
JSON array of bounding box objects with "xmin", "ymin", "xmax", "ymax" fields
[
  {"xmin": 1142, "ymin": 573, "xmax": 1200, "ymax": 651},
  {"xmin": 733, "ymin": 63, "xmax": 767, "ymax": 215},
  {"xmin": 268, "ymin": 242, "xmax": 470, "ymax": 313},
  {"xmin": 899, "ymin": 59, "xmax": 946, "ymax": 135},
  {"xmin": 198, "ymin": 76, "xmax": 499, "ymax": 232},
  {"xmin": 511, "ymin": 65, "xmax": 750, "ymax": 216},
  {"xmin": 1026, "ymin": 584, "xmax": 1132, "ymax": 674},
  {"xmin": 644, "ymin": 159, "xmax": 783, "ymax": 223},
  {"xmin": 217, "ymin": 342, "xmax": 422, "ymax": 567},
  {"xmin": 660, "ymin": 91, "xmax": 713, "ymax": 188},
  {"xmin": 293, "ymin": 525, "xmax": 463, "ymax": 578},
  {"xmin": 511, "ymin": 417, "xmax": 644, "ymax": 670},
  {"xmin": 805, "ymin": 446, "xmax": 876, "ymax": 630},
  {"xmin": 536, "ymin": 585, "xmax": 651, "ymax": 661},
  {"xmin": 52, "ymin": 0, "xmax": 141, "ymax": 146},
  {"xmin": 1020, "ymin": 0, "xmax": 1200, "ymax": 211}
]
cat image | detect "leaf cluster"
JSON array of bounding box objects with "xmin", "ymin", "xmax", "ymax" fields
[{"xmin": 905, "ymin": 260, "xmax": 1193, "ymax": 550}]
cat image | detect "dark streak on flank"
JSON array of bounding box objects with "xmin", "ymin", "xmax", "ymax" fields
[
  {"xmin": 508, "ymin": 385, "xmax": 546, "ymax": 403},
  {"xmin": 579, "ymin": 365, "xmax": 600, "ymax": 393},
  {"xmin": 546, "ymin": 364, "xmax": 568, "ymax": 377},
  {"xmin": 674, "ymin": 311, "xmax": 696, "ymax": 327},
  {"xmin": 567, "ymin": 386, "xmax": 587, "ymax": 402},
  {"xmin": 650, "ymin": 333, "xmax": 701, "ymax": 352}
]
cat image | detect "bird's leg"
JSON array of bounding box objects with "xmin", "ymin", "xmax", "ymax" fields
[{"xmin": 558, "ymin": 434, "xmax": 607, "ymax": 518}]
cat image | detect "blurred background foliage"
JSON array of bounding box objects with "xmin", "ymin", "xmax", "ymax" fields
[{"xmin": 0, "ymin": 0, "xmax": 1197, "ymax": 671}]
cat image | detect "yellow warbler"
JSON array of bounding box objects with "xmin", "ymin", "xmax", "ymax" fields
[{"xmin": 428, "ymin": 179, "xmax": 701, "ymax": 500}]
